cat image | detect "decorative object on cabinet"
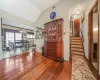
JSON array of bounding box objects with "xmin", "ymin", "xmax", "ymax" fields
[{"xmin": 43, "ymin": 18, "xmax": 64, "ymax": 61}]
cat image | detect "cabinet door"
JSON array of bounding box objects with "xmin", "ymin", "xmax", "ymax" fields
[
  {"xmin": 47, "ymin": 42, "xmax": 57, "ymax": 58},
  {"xmin": 51, "ymin": 22, "xmax": 57, "ymax": 41},
  {"xmin": 57, "ymin": 42, "xmax": 62, "ymax": 59},
  {"xmin": 47, "ymin": 24, "xmax": 51, "ymax": 41},
  {"xmin": 57, "ymin": 20, "xmax": 62, "ymax": 41},
  {"xmin": 44, "ymin": 25, "xmax": 47, "ymax": 41},
  {"xmin": 44, "ymin": 42, "xmax": 47, "ymax": 55},
  {"xmin": 47, "ymin": 49, "xmax": 57, "ymax": 58}
]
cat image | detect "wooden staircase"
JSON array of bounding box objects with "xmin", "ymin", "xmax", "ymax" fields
[{"xmin": 71, "ymin": 37, "xmax": 84, "ymax": 56}]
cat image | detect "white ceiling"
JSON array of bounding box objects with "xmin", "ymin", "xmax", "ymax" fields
[
  {"xmin": 69, "ymin": 0, "xmax": 90, "ymax": 16},
  {"xmin": 1, "ymin": 0, "xmax": 41, "ymax": 23},
  {"xmin": 0, "ymin": 0, "xmax": 60, "ymax": 23},
  {"xmin": 0, "ymin": 0, "xmax": 91, "ymax": 24},
  {"xmin": 28, "ymin": 0, "xmax": 60, "ymax": 11}
]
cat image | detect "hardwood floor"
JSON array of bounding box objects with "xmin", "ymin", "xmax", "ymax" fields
[{"xmin": 0, "ymin": 52, "xmax": 71, "ymax": 80}]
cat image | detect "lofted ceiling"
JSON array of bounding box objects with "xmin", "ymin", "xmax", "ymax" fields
[
  {"xmin": 28, "ymin": 0, "xmax": 60, "ymax": 11},
  {"xmin": 0, "ymin": 0, "xmax": 91, "ymax": 24},
  {"xmin": 0, "ymin": 0, "xmax": 60, "ymax": 23},
  {"xmin": 69, "ymin": 0, "xmax": 91, "ymax": 17}
]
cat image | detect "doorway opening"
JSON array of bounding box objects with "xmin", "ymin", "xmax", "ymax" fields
[
  {"xmin": 73, "ymin": 18, "xmax": 80, "ymax": 37},
  {"xmin": 88, "ymin": 2, "xmax": 99, "ymax": 73}
]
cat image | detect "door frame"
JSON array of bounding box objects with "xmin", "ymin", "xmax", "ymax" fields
[
  {"xmin": 98, "ymin": 0, "xmax": 100, "ymax": 77},
  {"xmin": 88, "ymin": 0, "xmax": 99, "ymax": 75}
]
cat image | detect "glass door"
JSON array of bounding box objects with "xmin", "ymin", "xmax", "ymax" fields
[
  {"xmin": 6, "ymin": 32, "xmax": 14, "ymax": 48},
  {"xmin": 44, "ymin": 25, "xmax": 47, "ymax": 41},
  {"xmin": 58, "ymin": 21, "xmax": 62, "ymax": 41},
  {"xmin": 52, "ymin": 22, "xmax": 56, "ymax": 41},
  {"xmin": 15, "ymin": 33, "xmax": 22, "ymax": 48},
  {"xmin": 47, "ymin": 24, "xmax": 51, "ymax": 41}
]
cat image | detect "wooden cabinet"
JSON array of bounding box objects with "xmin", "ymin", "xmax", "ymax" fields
[{"xmin": 43, "ymin": 18, "xmax": 63, "ymax": 61}]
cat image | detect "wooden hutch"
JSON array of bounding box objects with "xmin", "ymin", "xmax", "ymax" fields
[{"xmin": 43, "ymin": 18, "xmax": 64, "ymax": 61}]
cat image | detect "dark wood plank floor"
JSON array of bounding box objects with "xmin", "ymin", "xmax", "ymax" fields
[{"xmin": 0, "ymin": 52, "xmax": 71, "ymax": 80}]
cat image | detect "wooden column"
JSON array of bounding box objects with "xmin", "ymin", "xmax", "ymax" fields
[
  {"xmin": 88, "ymin": 12, "xmax": 93, "ymax": 62},
  {"xmin": 98, "ymin": 0, "xmax": 100, "ymax": 76}
]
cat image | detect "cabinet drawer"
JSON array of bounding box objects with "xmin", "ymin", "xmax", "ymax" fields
[
  {"xmin": 47, "ymin": 49, "xmax": 57, "ymax": 58},
  {"xmin": 47, "ymin": 42, "xmax": 57, "ymax": 49}
]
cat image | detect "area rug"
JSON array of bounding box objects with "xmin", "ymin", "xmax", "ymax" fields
[{"xmin": 72, "ymin": 55, "xmax": 96, "ymax": 80}]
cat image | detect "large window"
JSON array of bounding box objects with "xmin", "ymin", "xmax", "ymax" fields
[
  {"xmin": 6, "ymin": 32, "xmax": 14, "ymax": 46},
  {"xmin": 15, "ymin": 33, "xmax": 22, "ymax": 40},
  {"xmin": 27, "ymin": 34, "xmax": 34, "ymax": 39}
]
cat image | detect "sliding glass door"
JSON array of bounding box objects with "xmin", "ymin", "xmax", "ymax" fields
[{"xmin": 6, "ymin": 32, "xmax": 14, "ymax": 47}]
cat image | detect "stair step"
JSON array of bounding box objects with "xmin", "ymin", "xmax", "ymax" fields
[
  {"xmin": 71, "ymin": 42, "xmax": 82, "ymax": 45},
  {"xmin": 71, "ymin": 37, "xmax": 81, "ymax": 40},
  {"xmin": 71, "ymin": 51, "xmax": 84, "ymax": 55},
  {"xmin": 71, "ymin": 40, "xmax": 81, "ymax": 42},
  {"xmin": 71, "ymin": 48, "xmax": 83, "ymax": 52},
  {"xmin": 71, "ymin": 45, "xmax": 83, "ymax": 48}
]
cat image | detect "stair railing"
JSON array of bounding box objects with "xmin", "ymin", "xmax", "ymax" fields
[
  {"xmin": 81, "ymin": 29, "xmax": 84, "ymax": 42},
  {"xmin": 80, "ymin": 29, "xmax": 85, "ymax": 56}
]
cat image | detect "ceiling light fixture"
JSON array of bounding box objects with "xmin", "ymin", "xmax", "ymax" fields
[{"xmin": 76, "ymin": 9, "xmax": 80, "ymax": 15}]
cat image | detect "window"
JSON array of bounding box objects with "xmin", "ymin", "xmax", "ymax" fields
[
  {"xmin": 15, "ymin": 33, "xmax": 22, "ymax": 40},
  {"xmin": 27, "ymin": 34, "xmax": 34, "ymax": 39},
  {"xmin": 6, "ymin": 32, "xmax": 14, "ymax": 46}
]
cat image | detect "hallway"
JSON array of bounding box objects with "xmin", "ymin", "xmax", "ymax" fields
[
  {"xmin": 71, "ymin": 37, "xmax": 97, "ymax": 80},
  {"xmin": 72, "ymin": 54, "xmax": 96, "ymax": 80}
]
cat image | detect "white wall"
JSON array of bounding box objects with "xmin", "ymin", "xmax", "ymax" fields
[
  {"xmin": 34, "ymin": 38, "xmax": 44, "ymax": 53},
  {"xmin": 82, "ymin": 12, "xmax": 89, "ymax": 59},
  {"xmin": 36, "ymin": 0, "xmax": 88, "ymax": 61}
]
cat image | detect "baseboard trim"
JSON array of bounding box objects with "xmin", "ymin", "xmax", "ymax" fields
[{"xmin": 84, "ymin": 56, "xmax": 99, "ymax": 80}]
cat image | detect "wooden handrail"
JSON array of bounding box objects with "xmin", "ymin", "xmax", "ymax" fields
[{"xmin": 81, "ymin": 29, "xmax": 84, "ymax": 42}]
